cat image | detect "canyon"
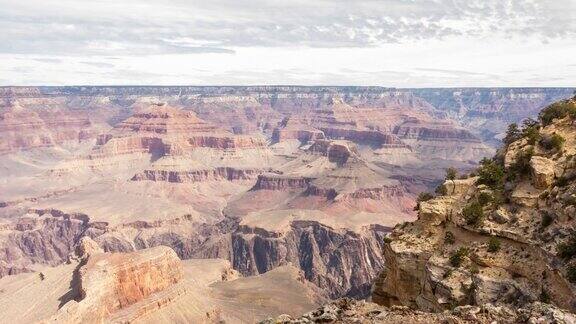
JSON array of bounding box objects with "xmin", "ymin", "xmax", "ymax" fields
[{"xmin": 0, "ymin": 86, "xmax": 574, "ymax": 322}]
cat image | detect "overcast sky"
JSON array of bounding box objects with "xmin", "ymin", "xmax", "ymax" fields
[{"xmin": 0, "ymin": 0, "xmax": 575, "ymax": 87}]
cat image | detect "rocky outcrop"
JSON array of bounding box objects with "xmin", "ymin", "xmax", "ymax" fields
[
  {"xmin": 530, "ymin": 156, "xmax": 556, "ymax": 189},
  {"xmin": 51, "ymin": 245, "xmax": 183, "ymax": 323},
  {"xmin": 308, "ymin": 140, "xmax": 358, "ymax": 165},
  {"xmin": 372, "ymin": 97, "xmax": 576, "ymax": 314}
]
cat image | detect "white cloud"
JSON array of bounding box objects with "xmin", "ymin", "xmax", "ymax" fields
[{"xmin": 0, "ymin": 0, "xmax": 575, "ymax": 85}]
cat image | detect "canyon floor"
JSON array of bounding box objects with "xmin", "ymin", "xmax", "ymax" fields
[{"xmin": 0, "ymin": 86, "xmax": 573, "ymax": 323}]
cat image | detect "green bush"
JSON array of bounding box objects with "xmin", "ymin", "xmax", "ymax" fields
[
  {"xmin": 521, "ymin": 118, "xmax": 541, "ymax": 145},
  {"xmin": 541, "ymin": 211, "xmax": 554, "ymax": 229},
  {"xmin": 539, "ymin": 100, "xmax": 576, "ymax": 126},
  {"xmin": 487, "ymin": 237, "xmax": 501, "ymax": 253},
  {"xmin": 435, "ymin": 184, "xmax": 448, "ymax": 196},
  {"xmin": 540, "ymin": 133, "xmax": 565, "ymax": 151},
  {"xmin": 509, "ymin": 147, "xmax": 534, "ymax": 178},
  {"xmin": 476, "ymin": 158, "xmax": 505, "ymax": 189},
  {"xmin": 445, "ymin": 167, "xmax": 457, "ymax": 181},
  {"xmin": 567, "ymin": 265, "xmax": 576, "ymax": 283},
  {"xmin": 556, "ymin": 176, "xmax": 570, "ymax": 187},
  {"xmin": 449, "ymin": 247, "xmax": 469, "ymax": 268},
  {"xmin": 414, "ymin": 192, "xmax": 435, "ymax": 211},
  {"xmin": 445, "ymin": 231, "xmax": 456, "ymax": 245},
  {"xmin": 557, "ymin": 234, "xmax": 576, "ymax": 259},
  {"xmin": 477, "ymin": 191, "xmax": 493, "ymax": 206},
  {"xmin": 504, "ymin": 123, "xmax": 521, "ymax": 145},
  {"xmin": 540, "ymin": 289, "xmax": 551, "ymax": 303},
  {"xmin": 462, "ymin": 202, "xmax": 484, "ymax": 226}
]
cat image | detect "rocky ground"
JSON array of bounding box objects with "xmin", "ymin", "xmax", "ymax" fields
[{"xmin": 261, "ymin": 298, "xmax": 576, "ymax": 323}]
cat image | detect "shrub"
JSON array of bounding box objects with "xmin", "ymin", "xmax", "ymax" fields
[
  {"xmin": 491, "ymin": 190, "xmax": 506, "ymax": 206},
  {"xmin": 383, "ymin": 236, "xmax": 393, "ymax": 244},
  {"xmin": 416, "ymin": 192, "xmax": 434, "ymax": 202},
  {"xmin": 556, "ymin": 176, "xmax": 570, "ymax": 187},
  {"xmin": 540, "ymin": 133, "xmax": 565, "ymax": 151},
  {"xmin": 540, "ymin": 289, "xmax": 551, "ymax": 303},
  {"xmin": 541, "ymin": 211, "xmax": 554, "ymax": 229},
  {"xmin": 476, "ymin": 158, "xmax": 505, "ymax": 189},
  {"xmin": 39, "ymin": 272, "xmax": 45, "ymax": 281},
  {"xmin": 445, "ymin": 231, "xmax": 456, "ymax": 245},
  {"xmin": 477, "ymin": 191, "xmax": 493, "ymax": 206},
  {"xmin": 557, "ymin": 234, "xmax": 576, "ymax": 259},
  {"xmin": 445, "ymin": 167, "xmax": 457, "ymax": 181},
  {"xmin": 567, "ymin": 265, "xmax": 576, "ymax": 283},
  {"xmin": 504, "ymin": 123, "xmax": 521, "ymax": 145},
  {"xmin": 521, "ymin": 118, "xmax": 541, "ymax": 145},
  {"xmin": 487, "ymin": 237, "xmax": 501, "ymax": 253},
  {"xmin": 509, "ymin": 147, "xmax": 534, "ymax": 178},
  {"xmin": 435, "ymin": 184, "xmax": 448, "ymax": 196},
  {"xmin": 539, "ymin": 100, "xmax": 576, "ymax": 126},
  {"xmin": 462, "ymin": 202, "xmax": 484, "ymax": 226},
  {"xmin": 449, "ymin": 247, "xmax": 469, "ymax": 268},
  {"xmin": 414, "ymin": 192, "xmax": 435, "ymax": 210}
]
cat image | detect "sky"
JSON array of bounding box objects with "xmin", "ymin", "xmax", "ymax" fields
[{"xmin": 0, "ymin": 0, "xmax": 575, "ymax": 87}]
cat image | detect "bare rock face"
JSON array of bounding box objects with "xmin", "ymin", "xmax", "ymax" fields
[
  {"xmin": 0, "ymin": 209, "xmax": 90, "ymax": 278},
  {"xmin": 530, "ymin": 155, "xmax": 555, "ymax": 189},
  {"xmin": 51, "ymin": 246, "xmax": 182, "ymax": 323},
  {"xmin": 252, "ymin": 174, "xmax": 313, "ymax": 190},
  {"xmin": 229, "ymin": 221, "xmax": 389, "ymax": 298},
  {"xmin": 131, "ymin": 166, "xmax": 261, "ymax": 183}
]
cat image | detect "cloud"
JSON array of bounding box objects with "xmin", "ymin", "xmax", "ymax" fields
[
  {"xmin": 81, "ymin": 61, "xmax": 116, "ymax": 68},
  {"xmin": 1, "ymin": 0, "xmax": 575, "ymax": 86},
  {"xmin": 0, "ymin": 0, "xmax": 574, "ymax": 57}
]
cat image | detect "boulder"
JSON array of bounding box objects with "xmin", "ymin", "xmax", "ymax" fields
[{"xmin": 530, "ymin": 156, "xmax": 555, "ymax": 189}]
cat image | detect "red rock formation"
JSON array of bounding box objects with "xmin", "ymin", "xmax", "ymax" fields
[
  {"xmin": 0, "ymin": 101, "xmax": 94, "ymax": 153},
  {"xmin": 90, "ymin": 103, "xmax": 267, "ymax": 159},
  {"xmin": 51, "ymin": 245, "xmax": 183, "ymax": 323}
]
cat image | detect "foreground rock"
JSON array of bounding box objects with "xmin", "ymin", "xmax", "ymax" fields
[
  {"xmin": 373, "ymin": 97, "xmax": 576, "ymax": 313},
  {"xmin": 261, "ymin": 298, "xmax": 576, "ymax": 323}
]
